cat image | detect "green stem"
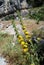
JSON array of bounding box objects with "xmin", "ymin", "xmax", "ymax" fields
[{"xmin": 12, "ymin": 19, "xmax": 19, "ymax": 37}]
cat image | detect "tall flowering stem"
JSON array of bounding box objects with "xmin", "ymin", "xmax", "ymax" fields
[
  {"xmin": 12, "ymin": 19, "xmax": 29, "ymax": 53},
  {"xmin": 17, "ymin": 10, "xmax": 40, "ymax": 65}
]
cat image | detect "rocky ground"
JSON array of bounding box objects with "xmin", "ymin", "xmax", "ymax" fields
[
  {"xmin": 0, "ymin": 19, "xmax": 44, "ymax": 33},
  {"xmin": 0, "ymin": 19, "xmax": 44, "ymax": 40}
]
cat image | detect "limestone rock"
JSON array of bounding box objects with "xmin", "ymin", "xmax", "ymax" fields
[
  {"xmin": 0, "ymin": 0, "xmax": 29, "ymax": 14},
  {"xmin": 21, "ymin": 0, "xmax": 28, "ymax": 8}
]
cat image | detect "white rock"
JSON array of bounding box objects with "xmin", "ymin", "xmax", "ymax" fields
[{"xmin": 0, "ymin": 23, "xmax": 3, "ymax": 29}]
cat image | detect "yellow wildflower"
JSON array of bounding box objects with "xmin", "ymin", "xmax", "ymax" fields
[
  {"xmin": 21, "ymin": 41, "xmax": 25, "ymax": 45},
  {"xmin": 23, "ymin": 30, "xmax": 26, "ymax": 32},
  {"xmin": 18, "ymin": 35, "xmax": 23, "ymax": 39},
  {"xmin": 29, "ymin": 39, "xmax": 32, "ymax": 43},
  {"xmin": 25, "ymin": 31, "xmax": 29, "ymax": 35},
  {"xmin": 18, "ymin": 36, "xmax": 24, "ymax": 42},
  {"xmin": 26, "ymin": 35, "xmax": 31, "ymax": 39},
  {"xmin": 18, "ymin": 38, "xmax": 23, "ymax": 42},
  {"xmin": 23, "ymin": 45, "xmax": 28, "ymax": 48},
  {"xmin": 23, "ymin": 48, "xmax": 28, "ymax": 52},
  {"xmin": 22, "ymin": 26, "xmax": 26, "ymax": 29},
  {"xmin": 37, "ymin": 37, "xmax": 41, "ymax": 41}
]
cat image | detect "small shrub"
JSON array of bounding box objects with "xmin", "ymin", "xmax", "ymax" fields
[{"xmin": 28, "ymin": 6, "xmax": 44, "ymax": 23}]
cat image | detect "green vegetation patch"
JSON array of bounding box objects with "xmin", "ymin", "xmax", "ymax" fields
[
  {"xmin": 0, "ymin": 32, "xmax": 13, "ymax": 53},
  {"xmin": 28, "ymin": 6, "xmax": 44, "ymax": 23}
]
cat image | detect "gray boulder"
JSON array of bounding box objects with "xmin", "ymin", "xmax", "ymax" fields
[{"xmin": 0, "ymin": 0, "xmax": 29, "ymax": 15}]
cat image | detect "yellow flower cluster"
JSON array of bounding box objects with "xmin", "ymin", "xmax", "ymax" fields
[
  {"xmin": 12, "ymin": 20, "xmax": 29, "ymax": 53},
  {"xmin": 22, "ymin": 25, "xmax": 31, "ymax": 40},
  {"xmin": 18, "ymin": 35, "xmax": 24, "ymax": 42},
  {"xmin": 18, "ymin": 35, "xmax": 28, "ymax": 53}
]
